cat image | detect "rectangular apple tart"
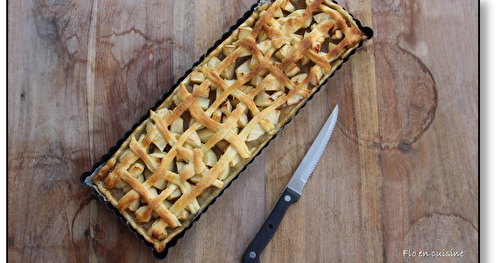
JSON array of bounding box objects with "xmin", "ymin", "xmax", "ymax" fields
[{"xmin": 90, "ymin": 0, "xmax": 370, "ymax": 254}]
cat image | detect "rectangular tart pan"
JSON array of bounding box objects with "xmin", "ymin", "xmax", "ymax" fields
[{"xmin": 80, "ymin": 0, "xmax": 373, "ymax": 259}]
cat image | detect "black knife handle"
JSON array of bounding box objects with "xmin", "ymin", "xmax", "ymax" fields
[{"xmin": 241, "ymin": 187, "xmax": 301, "ymax": 263}]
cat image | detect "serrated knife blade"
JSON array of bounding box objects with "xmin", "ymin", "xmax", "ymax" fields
[
  {"xmin": 242, "ymin": 105, "xmax": 339, "ymax": 263},
  {"xmin": 287, "ymin": 105, "xmax": 339, "ymax": 195}
]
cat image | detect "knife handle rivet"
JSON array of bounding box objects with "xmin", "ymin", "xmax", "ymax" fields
[
  {"xmin": 284, "ymin": 195, "xmax": 291, "ymax": 202},
  {"xmin": 249, "ymin": 251, "xmax": 256, "ymax": 258}
]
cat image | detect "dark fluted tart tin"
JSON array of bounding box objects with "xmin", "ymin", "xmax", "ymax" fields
[{"xmin": 80, "ymin": 0, "xmax": 373, "ymax": 259}]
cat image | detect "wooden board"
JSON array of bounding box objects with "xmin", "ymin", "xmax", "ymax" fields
[{"xmin": 8, "ymin": 0, "xmax": 478, "ymax": 262}]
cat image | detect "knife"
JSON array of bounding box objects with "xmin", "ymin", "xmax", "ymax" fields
[{"xmin": 241, "ymin": 105, "xmax": 339, "ymax": 263}]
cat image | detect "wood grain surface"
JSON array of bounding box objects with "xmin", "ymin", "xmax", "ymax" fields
[{"xmin": 8, "ymin": 0, "xmax": 478, "ymax": 262}]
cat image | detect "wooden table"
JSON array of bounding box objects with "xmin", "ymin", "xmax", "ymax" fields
[{"xmin": 8, "ymin": 0, "xmax": 478, "ymax": 262}]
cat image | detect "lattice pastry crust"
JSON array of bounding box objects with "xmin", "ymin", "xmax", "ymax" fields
[{"xmin": 92, "ymin": 0, "xmax": 368, "ymax": 253}]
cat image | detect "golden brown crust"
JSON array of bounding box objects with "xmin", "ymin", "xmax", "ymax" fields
[{"xmin": 92, "ymin": 0, "xmax": 368, "ymax": 253}]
